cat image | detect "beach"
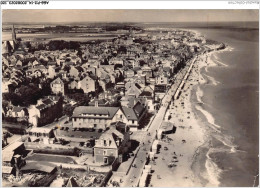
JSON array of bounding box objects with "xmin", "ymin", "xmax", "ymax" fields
[
  {"xmin": 148, "ymin": 51, "xmax": 212, "ymax": 186},
  {"xmin": 149, "ymin": 45, "xmax": 236, "ymax": 187}
]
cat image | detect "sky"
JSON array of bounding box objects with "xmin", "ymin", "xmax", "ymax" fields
[{"xmin": 2, "ymin": 9, "xmax": 259, "ymax": 24}]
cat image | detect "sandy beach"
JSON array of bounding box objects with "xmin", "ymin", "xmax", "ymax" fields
[{"xmin": 148, "ymin": 46, "xmax": 230, "ymax": 187}]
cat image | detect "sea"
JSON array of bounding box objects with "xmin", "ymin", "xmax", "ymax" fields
[
  {"xmin": 138, "ymin": 22, "xmax": 259, "ymax": 186},
  {"xmin": 192, "ymin": 26, "xmax": 259, "ymax": 187}
]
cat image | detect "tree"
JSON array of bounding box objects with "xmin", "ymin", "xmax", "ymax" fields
[
  {"xmin": 3, "ymin": 93, "xmax": 21, "ymax": 106},
  {"xmin": 139, "ymin": 60, "xmax": 146, "ymax": 67},
  {"xmin": 67, "ymin": 93, "xmax": 90, "ymax": 106},
  {"xmin": 63, "ymin": 104, "xmax": 75, "ymax": 117},
  {"xmin": 118, "ymin": 46, "xmax": 127, "ymax": 54},
  {"xmin": 63, "ymin": 65, "xmax": 71, "ymax": 73}
]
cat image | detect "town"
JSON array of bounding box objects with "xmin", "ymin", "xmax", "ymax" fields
[{"xmin": 2, "ymin": 23, "xmax": 224, "ymax": 187}]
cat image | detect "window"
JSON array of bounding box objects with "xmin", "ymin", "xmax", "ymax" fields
[
  {"xmin": 120, "ymin": 115, "xmax": 122, "ymax": 118},
  {"xmin": 103, "ymin": 150, "xmax": 107, "ymax": 155},
  {"xmin": 94, "ymin": 124, "xmax": 97, "ymax": 128},
  {"xmin": 132, "ymin": 120, "xmax": 135, "ymax": 124},
  {"xmin": 104, "ymin": 157, "xmax": 108, "ymax": 164}
]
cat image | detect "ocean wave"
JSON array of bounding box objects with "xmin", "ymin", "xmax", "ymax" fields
[
  {"xmin": 204, "ymin": 73, "xmax": 220, "ymax": 86},
  {"xmin": 195, "ymin": 105, "xmax": 221, "ymax": 132},
  {"xmin": 212, "ymin": 54, "xmax": 229, "ymax": 67},
  {"xmin": 196, "ymin": 86, "xmax": 204, "ymax": 103},
  {"xmin": 212, "ymin": 134, "xmax": 245, "ymax": 154},
  {"xmin": 205, "ymin": 150, "xmax": 222, "ymax": 187}
]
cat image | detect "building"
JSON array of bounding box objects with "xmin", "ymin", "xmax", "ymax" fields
[
  {"xmin": 21, "ymin": 161, "xmax": 58, "ymax": 187},
  {"xmin": 72, "ymin": 106, "xmax": 124, "ymax": 130},
  {"xmin": 72, "ymin": 102, "xmax": 146, "ymax": 131},
  {"xmin": 94, "ymin": 125, "xmax": 130, "ymax": 165},
  {"xmin": 155, "ymin": 72, "xmax": 169, "ymax": 85},
  {"xmin": 125, "ymin": 83, "xmax": 142, "ymax": 98},
  {"xmin": 154, "ymin": 85, "xmax": 167, "ymax": 102},
  {"xmin": 121, "ymin": 101, "xmax": 146, "ymax": 131},
  {"xmin": 27, "ymin": 127, "xmax": 55, "ymax": 144},
  {"xmin": 157, "ymin": 121, "xmax": 176, "ymax": 139},
  {"xmin": 89, "ymin": 99, "xmax": 109, "ymax": 107},
  {"xmin": 28, "ymin": 96, "xmax": 63, "ymax": 127},
  {"xmin": 6, "ymin": 106, "xmax": 28, "ymax": 118},
  {"xmin": 2, "ymin": 142, "xmax": 26, "ymax": 177},
  {"xmin": 139, "ymin": 87, "xmax": 155, "ymax": 112},
  {"xmin": 68, "ymin": 80, "xmax": 79, "ymax": 90},
  {"xmin": 78, "ymin": 75, "xmax": 96, "ymax": 94},
  {"xmin": 50, "ymin": 77, "xmax": 65, "ymax": 95},
  {"xmin": 141, "ymin": 66, "xmax": 153, "ymax": 78},
  {"xmin": 124, "ymin": 69, "xmax": 135, "ymax": 78}
]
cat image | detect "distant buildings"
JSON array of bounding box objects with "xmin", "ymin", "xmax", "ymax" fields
[{"xmin": 2, "ymin": 25, "xmax": 17, "ymax": 55}]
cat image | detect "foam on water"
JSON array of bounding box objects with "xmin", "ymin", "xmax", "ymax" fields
[
  {"xmin": 205, "ymin": 149, "xmax": 222, "ymax": 186},
  {"xmin": 204, "ymin": 73, "xmax": 220, "ymax": 86},
  {"xmin": 196, "ymin": 86, "xmax": 204, "ymax": 104},
  {"xmin": 195, "ymin": 105, "xmax": 221, "ymax": 131}
]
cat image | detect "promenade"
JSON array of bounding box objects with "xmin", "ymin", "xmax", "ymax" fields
[{"xmin": 110, "ymin": 56, "xmax": 198, "ymax": 187}]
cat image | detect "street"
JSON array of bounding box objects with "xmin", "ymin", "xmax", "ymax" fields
[{"xmin": 118, "ymin": 57, "xmax": 197, "ymax": 187}]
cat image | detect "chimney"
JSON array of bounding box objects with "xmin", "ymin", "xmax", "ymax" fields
[
  {"xmin": 14, "ymin": 157, "xmax": 19, "ymax": 177},
  {"xmin": 95, "ymin": 100, "xmax": 99, "ymax": 107}
]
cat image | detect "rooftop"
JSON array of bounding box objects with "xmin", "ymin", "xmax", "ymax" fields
[{"xmin": 72, "ymin": 106, "xmax": 119, "ymax": 119}]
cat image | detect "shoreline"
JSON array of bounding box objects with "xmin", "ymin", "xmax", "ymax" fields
[
  {"xmin": 148, "ymin": 37, "xmax": 231, "ymax": 186},
  {"xmin": 190, "ymin": 47, "xmax": 239, "ymax": 187}
]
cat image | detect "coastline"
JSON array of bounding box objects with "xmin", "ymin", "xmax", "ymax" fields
[
  {"xmin": 190, "ymin": 46, "xmax": 238, "ymax": 187},
  {"xmin": 148, "ymin": 33, "xmax": 231, "ymax": 186}
]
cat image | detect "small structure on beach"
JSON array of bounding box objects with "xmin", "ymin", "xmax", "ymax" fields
[
  {"xmin": 149, "ymin": 152, "xmax": 155, "ymax": 161},
  {"xmin": 151, "ymin": 140, "xmax": 159, "ymax": 154},
  {"xmin": 138, "ymin": 165, "xmax": 151, "ymax": 187},
  {"xmin": 157, "ymin": 121, "xmax": 176, "ymax": 139}
]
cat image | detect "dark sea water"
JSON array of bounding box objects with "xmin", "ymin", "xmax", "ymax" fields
[
  {"xmin": 195, "ymin": 27, "xmax": 259, "ymax": 187},
  {"xmin": 140, "ymin": 22, "xmax": 259, "ymax": 186}
]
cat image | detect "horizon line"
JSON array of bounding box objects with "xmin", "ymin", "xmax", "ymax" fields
[{"xmin": 3, "ymin": 21, "xmax": 259, "ymax": 25}]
